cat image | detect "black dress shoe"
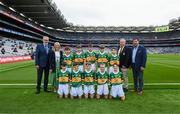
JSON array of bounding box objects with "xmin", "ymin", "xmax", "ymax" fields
[
  {"xmin": 36, "ymin": 90, "xmax": 40, "ymax": 94},
  {"xmin": 123, "ymin": 88, "xmax": 128, "ymax": 92},
  {"xmin": 44, "ymin": 90, "xmax": 51, "ymax": 93}
]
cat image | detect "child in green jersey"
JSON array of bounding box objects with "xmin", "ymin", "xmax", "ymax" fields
[
  {"xmin": 74, "ymin": 45, "xmax": 85, "ymax": 72},
  {"xmin": 70, "ymin": 62, "xmax": 83, "ymax": 99},
  {"xmin": 109, "ymin": 64, "xmax": 125, "ymax": 101},
  {"xmin": 96, "ymin": 63, "xmax": 109, "ymax": 99},
  {"xmin": 109, "ymin": 47, "xmax": 120, "ymax": 74},
  {"xmin": 96, "ymin": 45, "xmax": 109, "ymax": 72},
  {"xmin": 84, "ymin": 62, "xmax": 96, "ymax": 99},
  {"xmin": 57, "ymin": 62, "xmax": 70, "ymax": 98},
  {"xmin": 85, "ymin": 44, "xmax": 97, "ymax": 71},
  {"xmin": 63, "ymin": 47, "xmax": 73, "ymax": 73}
]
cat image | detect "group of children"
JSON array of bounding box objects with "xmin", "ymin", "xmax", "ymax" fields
[{"xmin": 52, "ymin": 44, "xmax": 125, "ymax": 101}]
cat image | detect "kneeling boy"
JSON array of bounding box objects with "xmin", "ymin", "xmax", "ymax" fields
[
  {"xmin": 57, "ymin": 62, "xmax": 70, "ymax": 98},
  {"xmin": 96, "ymin": 63, "xmax": 109, "ymax": 99},
  {"xmin": 84, "ymin": 62, "xmax": 96, "ymax": 99},
  {"xmin": 109, "ymin": 64, "xmax": 125, "ymax": 101},
  {"xmin": 70, "ymin": 62, "xmax": 83, "ymax": 99}
]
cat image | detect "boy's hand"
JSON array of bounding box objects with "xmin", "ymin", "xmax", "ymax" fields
[
  {"xmin": 140, "ymin": 67, "xmax": 145, "ymax": 71},
  {"xmin": 121, "ymin": 68, "xmax": 127, "ymax": 72},
  {"xmin": 50, "ymin": 69, "xmax": 52, "ymax": 73},
  {"xmin": 36, "ymin": 65, "xmax": 39, "ymax": 69},
  {"xmin": 121, "ymin": 79, "xmax": 124, "ymax": 83}
]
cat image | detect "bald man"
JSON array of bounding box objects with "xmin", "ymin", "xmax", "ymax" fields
[
  {"xmin": 35, "ymin": 36, "xmax": 52, "ymax": 94},
  {"xmin": 118, "ymin": 38, "xmax": 131, "ymax": 92}
]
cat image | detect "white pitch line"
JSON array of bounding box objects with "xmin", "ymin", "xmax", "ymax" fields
[
  {"xmin": 151, "ymin": 62, "xmax": 180, "ymax": 69},
  {"xmin": 0, "ymin": 83, "xmax": 180, "ymax": 86}
]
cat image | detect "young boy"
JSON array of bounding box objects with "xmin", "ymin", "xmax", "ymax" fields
[
  {"xmin": 74, "ymin": 45, "xmax": 85, "ymax": 72},
  {"xmin": 85, "ymin": 44, "xmax": 97, "ymax": 71},
  {"xmin": 63, "ymin": 47, "xmax": 73, "ymax": 73},
  {"xmin": 109, "ymin": 47, "xmax": 120, "ymax": 74},
  {"xmin": 70, "ymin": 62, "xmax": 83, "ymax": 99},
  {"xmin": 96, "ymin": 63, "xmax": 109, "ymax": 99},
  {"xmin": 84, "ymin": 62, "xmax": 96, "ymax": 99},
  {"xmin": 57, "ymin": 62, "xmax": 70, "ymax": 98},
  {"xmin": 109, "ymin": 64, "xmax": 125, "ymax": 101},
  {"xmin": 96, "ymin": 45, "xmax": 109, "ymax": 72}
]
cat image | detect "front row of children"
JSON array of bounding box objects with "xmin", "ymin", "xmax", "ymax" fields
[{"xmin": 56, "ymin": 62, "xmax": 125, "ymax": 101}]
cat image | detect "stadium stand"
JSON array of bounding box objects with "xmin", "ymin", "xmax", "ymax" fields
[
  {"xmin": 0, "ymin": 37, "xmax": 36, "ymax": 57},
  {"xmin": 0, "ymin": 0, "xmax": 180, "ymax": 57}
]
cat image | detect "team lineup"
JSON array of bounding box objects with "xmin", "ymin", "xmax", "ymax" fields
[
  {"xmin": 51, "ymin": 44, "xmax": 125, "ymax": 100},
  {"xmin": 35, "ymin": 36, "xmax": 147, "ymax": 101}
]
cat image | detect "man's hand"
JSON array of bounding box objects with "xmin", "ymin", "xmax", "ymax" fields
[
  {"xmin": 36, "ymin": 65, "xmax": 39, "ymax": 69},
  {"xmin": 121, "ymin": 68, "xmax": 127, "ymax": 72},
  {"xmin": 49, "ymin": 69, "xmax": 52, "ymax": 73},
  {"xmin": 140, "ymin": 67, "xmax": 145, "ymax": 71}
]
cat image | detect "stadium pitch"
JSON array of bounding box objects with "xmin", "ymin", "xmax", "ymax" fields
[{"xmin": 0, "ymin": 54, "xmax": 180, "ymax": 113}]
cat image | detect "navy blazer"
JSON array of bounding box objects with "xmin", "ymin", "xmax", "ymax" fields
[
  {"xmin": 35, "ymin": 44, "xmax": 52, "ymax": 67},
  {"xmin": 131, "ymin": 45, "xmax": 147, "ymax": 69},
  {"xmin": 118, "ymin": 46, "xmax": 131, "ymax": 68}
]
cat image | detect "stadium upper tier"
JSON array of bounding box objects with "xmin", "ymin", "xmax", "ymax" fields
[{"xmin": 0, "ymin": 0, "xmax": 180, "ymax": 47}]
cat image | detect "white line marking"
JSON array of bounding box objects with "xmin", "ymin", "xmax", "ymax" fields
[
  {"xmin": 0, "ymin": 83, "xmax": 180, "ymax": 86},
  {"xmin": 151, "ymin": 62, "xmax": 180, "ymax": 69}
]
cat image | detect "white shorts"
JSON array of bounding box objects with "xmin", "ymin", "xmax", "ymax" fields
[
  {"xmin": 79, "ymin": 65, "xmax": 84, "ymax": 72},
  {"xmin": 67, "ymin": 67, "xmax": 72, "ymax": 73},
  {"xmin": 91, "ymin": 63, "xmax": 96, "ymax": 71},
  {"xmin": 97, "ymin": 83, "xmax": 109, "ymax": 95},
  {"xmin": 84, "ymin": 85, "xmax": 95, "ymax": 95},
  {"xmin": 109, "ymin": 66, "xmax": 114, "ymax": 74},
  {"xmin": 110, "ymin": 85, "xmax": 125, "ymax": 98},
  {"xmin": 58, "ymin": 84, "xmax": 69, "ymax": 95},
  {"xmin": 70, "ymin": 86, "xmax": 83, "ymax": 97}
]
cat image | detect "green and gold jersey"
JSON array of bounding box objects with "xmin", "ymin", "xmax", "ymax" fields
[
  {"xmin": 74, "ymin": 52, "xmax": 85, "ymax": 65},
  {"xmin": 57, "ymin": 69, "xmax": 70, "ymax": 84},
  {"xmin": 109, "ymin": 54, "xmax": 120, "ymax": 66},
  {"xmin": 96, "ymin": 52, "xmax": 109, "ymax": 67},
  {"xmin": 63, "ymin": 53, "xmax": 73, "ymax": 67},
  {"xmin": 85, "ymin": 51, "xmax": 96, "ymax": 63},
  {"xmin": 96, "ymin": 71, "xmax": 109, "ymax": 85},
  {"xmin": 84, "ymin": 69, "xmax": 95, "ymax": 85},
  {"xmin": 70, "ymin": 70, "xmax": 83, "ymax": 87},
  {"xmin": 110, "ymin": 71, "xmax": 123, "ymax": 85}
]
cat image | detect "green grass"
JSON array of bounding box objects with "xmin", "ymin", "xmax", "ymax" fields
[
  {"xmin": 0, "ymin": 54, "xmax": 180, "ymax": 113},
  {"xmin": 0, "ymin": 88, "xmax": 180, "ymax": 113}
]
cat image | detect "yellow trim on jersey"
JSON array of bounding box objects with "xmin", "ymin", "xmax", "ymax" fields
[
  {"xmin": 84, "ymin": 77, "xmax": 94, "ymax": 82},
  {"xmin": 72, "ymin": 77, "xmax": 81, "ymax": 82},
  {"xmin": 59, "ymin": 77, "xmax": 69, "ymax": 82}
]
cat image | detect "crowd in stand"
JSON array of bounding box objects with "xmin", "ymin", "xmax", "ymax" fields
[
  {"xmin": 0, "ymin": 37, "xmax": 36, "ymax": 57},
  {"xmin": 147, "ymin": 47, "xmax": 180, "ymax": 54},
  {"xmin": 0, "ymin": 38, "xmax": 180, "ymax": 58}
]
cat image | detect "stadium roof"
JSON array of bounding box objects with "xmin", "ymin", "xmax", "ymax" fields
[
  {"xmin": 62, "ymin": 26, "xmax": 155, "ymax": 33},
  {"xmin": 1, "ymin": 0, "xmax": 180, "ymax": 33},
  {"xmin": 169, "ymin": 17, "xmax": 180, "ymax": 31},
  {"xmin": 1, "ymin": 0, "xmax": 70, "ymax": 29}
]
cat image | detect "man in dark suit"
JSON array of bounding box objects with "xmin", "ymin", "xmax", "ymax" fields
[
  {"xmin": 35, "ymin": 36, "xmax": 52, "ymax": 94},
  {"xmin": 118, "ymin": 38, "xmax": 131, "ymax": 92},
  {"xmin": 131, "ymin": 38, "xmax": 147, "ymax": 95}
]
